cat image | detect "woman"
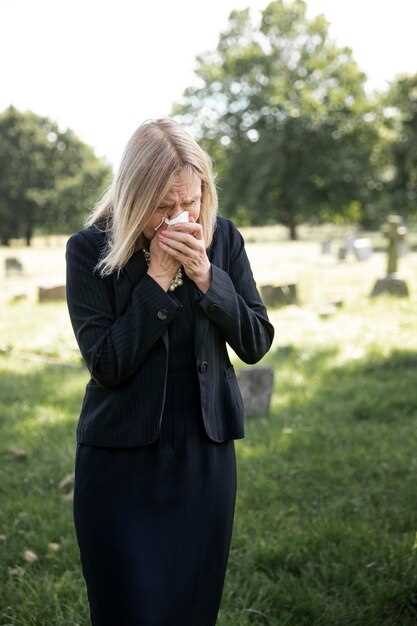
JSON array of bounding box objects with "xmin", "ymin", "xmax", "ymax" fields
[{"xmin": 65, "ymin": 117, "xmax": 275, "ymax": 626}]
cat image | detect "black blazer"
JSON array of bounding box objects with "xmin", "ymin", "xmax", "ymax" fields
[{"xmin": 65, "ymin": 214, "xmax": 275, "ymax": 447}]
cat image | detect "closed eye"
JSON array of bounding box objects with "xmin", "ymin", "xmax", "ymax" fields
[{"xmin": 157, "ymin": 201, "xmax": 198, "ymax": 212}]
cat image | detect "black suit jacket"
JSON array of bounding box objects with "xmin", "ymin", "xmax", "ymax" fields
[{"xmin": 65, "ymin": 214, "xmax": 275, "ymax": 447}]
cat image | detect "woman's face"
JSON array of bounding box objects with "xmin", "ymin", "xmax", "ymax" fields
[{"xmin": 142, "ymin": 169, "xmax": 202, "ymax": 241}]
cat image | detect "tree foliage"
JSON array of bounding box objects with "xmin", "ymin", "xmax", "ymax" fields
[
  {"xmin": 171, "ymin": 0, "xmax": 381, "ymax": 238},
  {"xmin": 0, "ymin": 105, "xmax": 112, "ymax": 245},
  {"xmin": 381, "ymin": 74, "xmax": 417, "ymax": 219}
]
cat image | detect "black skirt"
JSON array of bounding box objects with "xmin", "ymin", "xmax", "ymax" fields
[{"xmin": 73, "ymin": 274, "xmax": 237, "ymax": 626}]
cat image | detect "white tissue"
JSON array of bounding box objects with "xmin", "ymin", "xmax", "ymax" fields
[
  {"xmin": 154, "ymin": 210, "xmax": 189, "ymax": 231},
  {"xmin": 165, "ymin": 210, "xmax": 189, "ymax": 225}
]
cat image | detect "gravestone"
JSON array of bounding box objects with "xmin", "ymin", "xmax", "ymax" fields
[
  {"xmin": 370, "ymin": 214, "xmax": 409, "ymax": 297},
  {"xmin": 398, "ymin": 239, "xmax": 408, "ymax": 257},
  {"xmin": 352, "ymin": 238, "xmax": 373, "ymax": 261},
  {"xmin": 38, "ymin": 284, "xmax": 66, "ymax": 302},
  {"xmin": 318, "ymin": 304, "xmax": 337, "ymax": 318},
  {"xmin": 337, "ymin": 232, "xmax": 372, "ymax": 262},
  {"xmin": 260, "ymin": 283, "xmax": 298, "ymax": 307},
  {"xmin": 321, "ymin": 239, "xmax": 332, "ymax": 254},
  {"xmin": 337, "ymin": 245, "xmax": 347, "ymax": 261},
  {"xmin": 330, "ymin": 299, "xmax": 344, "ymax": 308},
  {"xmin": 236, "ymin": 366, "xmax": 274, "ymax": 418},
  {"xmin": 371, "ymin": 276, "xmax": 409, "ymax": 297},
  {"xmin": 344, "ymin": 233, "xmax": 356, "ymax": 255},
  {"xmin": 338, "ymin": 232, "xmax": 357, "ymax": 260},
  {"xmin": 8, "ymin": 292, "xmax": 28, "ymax": 304},
  {"xmin": 5, "ymin": 257, "xmax": 23, "ymax": 276}
]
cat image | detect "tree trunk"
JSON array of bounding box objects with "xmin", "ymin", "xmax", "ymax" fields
[
  {"xmin": 281, "ymin": 207, "xmax": 298, "ymax": 241},
  {"xmin": 288, "ymin": 219, "xmax": 298, "ymax": 241},
  {"xmin": 25, "ymin": 225, "xmax": 33, "ymax": 246}
]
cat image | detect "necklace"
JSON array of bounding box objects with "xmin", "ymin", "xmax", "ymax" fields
[{"xmin": 141, "ymin": 247, "xmax": 184, "ymax": 291}]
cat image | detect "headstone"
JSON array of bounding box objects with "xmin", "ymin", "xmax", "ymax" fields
[
  {"xmin": 321, "ymin": 239, "xmax": 332, "ymax": 254},
  {"xmin": 318, "ymin": 304, "xmax": 337, "ymax": 318},
  {"xmin": 337, "ymin": 234, "xmax": 372, "ymax": 261},
  {"xmin": 344, "ymin": 233, "xmax": 356, "ymax": 254},
  {"xmin": 38, "ymin": 284, "xmax": 66, "ymax": 302},
  {"xmin": 385, "ymin": 215, "xmax": 406, "ymax": 275},
  {"xmin": 236, "ymin": 366, "xmax": 274, "ymax": 418},
  {"xmin": 370, "ymin": 275, "xmax": 409, "ymax": 297},
  {"xmin": 370, "ymin": 214, "xmax": 409, "ymax": 298},
  {"xmin": 352, "ymin": 238, "xmax": 373, "ymax": 261},
  {"xmin": 260, "ymin": 283, "xmax": 298, "ymax": 307},
  {"xmin": 5, "ymin": 257, "xmax": 23, "ymax": 276},
  {"xmin": 337, "ymin": 231, "xmax": 360, "ymax": 261},
  {"xmin": 398, "ymin": 239, "xmax": 408, "ymax": 257},
  {"xmin": 337, "ymin": 245, "xmax": 348, "ymax": 260},
  {"xmin": 8, "ymin": 292, "xmax": 28, "ymax": 304}
]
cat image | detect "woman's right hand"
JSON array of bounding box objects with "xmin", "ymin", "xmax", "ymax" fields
[{"xmin": 147, "ymin": 225, "xmax": 181, "ymax": 282}]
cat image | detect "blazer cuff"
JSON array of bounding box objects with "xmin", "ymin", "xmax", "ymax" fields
[
  {"xmin": 191, "ymin": 267, "xmax": 211, "ymax": 302},
  {"xmin": 196, "ymin": 263, "xmax": 236, "ymax": 318}
]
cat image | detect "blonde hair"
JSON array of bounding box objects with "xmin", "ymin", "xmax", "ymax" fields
[{"xmin": 84, "ymin": 117, "xmax": 219, "ymax": 278}]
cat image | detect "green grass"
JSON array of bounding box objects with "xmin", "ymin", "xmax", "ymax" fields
[
  {"xmin": 226, "ymin": 344, "xmax": 417, "ymax": 626},
  {"xmin": 1, "ymin": 226, "xmax": 417, "ymax": 625}
]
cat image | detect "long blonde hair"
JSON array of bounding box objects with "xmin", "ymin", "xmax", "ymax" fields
[{"xmin": 84, "ymin": 118, "xmax": 219, "ymax": 278}]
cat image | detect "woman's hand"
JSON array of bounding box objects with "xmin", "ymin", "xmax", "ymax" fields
[
  {"xmin": 156, "ymin": 218, "xmax": 211, "ymax": 293},
  {"xmin": 148, "ymin": 226, "xmax": 181, "ymax": 282}
]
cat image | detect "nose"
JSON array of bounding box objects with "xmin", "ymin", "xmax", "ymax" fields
[
  {"xmin": 165, "ymin": 204, "xmax": 186, "ymax": 226},
  {"xmin": 156, "ymin": 207, "xmax": 182, "ymax": 233},
  {"xmin": 170, "ymin": 204, "xmax": 184, "ymax": 220}
]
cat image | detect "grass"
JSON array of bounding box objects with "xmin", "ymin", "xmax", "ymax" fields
[
  {"xmin": 1, "ymin": 224, "xmax": 417, "ymax": 625},
  {"xmin": 226, "ymin": 344, "xmax": 417, "ymax": 625}
]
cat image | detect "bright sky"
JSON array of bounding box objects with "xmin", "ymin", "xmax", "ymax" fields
[{"xmin": 1, "ymin": 1, "xmax": 416, "ymax": 170}]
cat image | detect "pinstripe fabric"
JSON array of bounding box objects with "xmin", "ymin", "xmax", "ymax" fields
[{"xmin": 65, "ymin": 215, "xmax": 275, "ymax": 447}]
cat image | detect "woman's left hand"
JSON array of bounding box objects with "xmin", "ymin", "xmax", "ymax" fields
[{"xmin": 156, "ymin": 218, "xmax": 211, "ymax": 293}]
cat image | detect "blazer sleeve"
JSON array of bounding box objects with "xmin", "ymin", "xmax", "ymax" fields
[
  {"xmin": 195, "ymin": 219, "xmax": 275, "ymax": 364},
  {"xmin": 65, "ymin": 231, "xmax": 184, "ymax": 389}
]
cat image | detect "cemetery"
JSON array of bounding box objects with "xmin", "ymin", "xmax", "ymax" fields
[
  {"xmin": 1, "ymin": 213, "xmax": 417, "ymax": 624},
  {"xmin": 2, "ymin": 0, "xmax": 417, "ymax": 622}
]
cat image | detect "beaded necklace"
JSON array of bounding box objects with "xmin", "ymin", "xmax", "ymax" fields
[{"xmin": 141, "ymin": 247, "xmax": 184, "ymax": 292}]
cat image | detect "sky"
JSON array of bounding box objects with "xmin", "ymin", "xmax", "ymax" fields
[{"xmin": 1, "ymin": 1, "xmax": 416, "ymax": 170}]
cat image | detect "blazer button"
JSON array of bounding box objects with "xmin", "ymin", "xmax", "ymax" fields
[
  {"xmin": 198, "ymin": 360, "xmax": 208, "ymax": 373},
  {"xmin": 157, "ymin": 309, "xmax": 168, "ymax": 320}
]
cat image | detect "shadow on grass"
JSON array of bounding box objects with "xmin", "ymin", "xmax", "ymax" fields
[
  {"xmin": 267, "ymin": 343, "xmax": 417, "ymax": 422},
  {"xmin": 1, "ymin": 347, "xmax": 417, "ymax": 625},
  {"xmin": 233, "ymin": 345, "xmax": 417, "ymax": 626},
  {"xmin": 0, "ymin": 360, "xmax": 87, "ymax": 454}
]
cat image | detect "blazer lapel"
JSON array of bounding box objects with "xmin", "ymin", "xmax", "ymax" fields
[{"xmin": 123, "ymin": 248, "xmax": 147, "ymax": 286}]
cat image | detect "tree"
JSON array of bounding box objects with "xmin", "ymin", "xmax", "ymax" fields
[
  {"xmin": 0, "ymin": 105, "xmax": 112, "ymax": 245},
  {"xmin": 170, "ymin": 0, "xmax": 379, "ymax": 239},
  {"xmin": 382, "ymin": 74, "xmax": 417, "ymax": 220}
]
